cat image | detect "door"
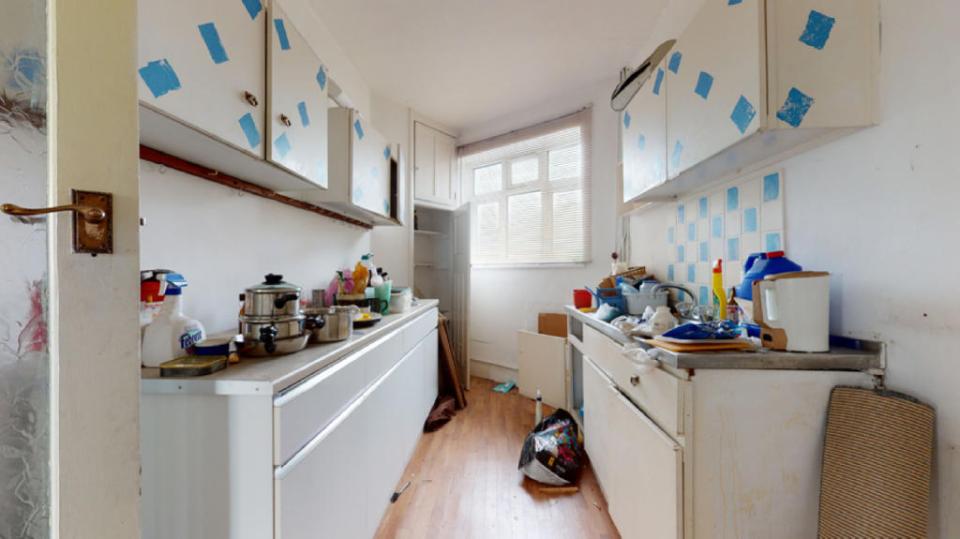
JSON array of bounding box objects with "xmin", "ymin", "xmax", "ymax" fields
[
  {"xmin": 435, "ymin": 132, "xmax": 456, "ymax": 204},
  {"xmin": 621, "ymin": 57, "xmax": 668, "ymax": 202},
  {"xmin": 1, "ymin": 1, "xmax": 141, "ymax": 536},
  {"xmin": 582, "ymin": 357, "xmax": 612, "ymax": 492},
  {"xmin": 414, "ymin": 121, "xmax": 437, "ymax": 201},
  {"xmin": 452, "ymin": 204, "xmax": 471, "ymax": 388},
  {"xmin": 267, "ymin": 3, "xmax": 329, "ymax": 187},
  {"xmin": 138, "ymin": 0, "xmax": 267, "ymax": 156},
  {"xmin": 350, "ymin": 113, "xmax": 393, "ymax": 217}
]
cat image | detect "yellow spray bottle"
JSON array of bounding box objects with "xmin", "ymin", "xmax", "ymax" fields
[{"xmin": 712, "ymin": 259, "xmax": 727, "ymax": 319}]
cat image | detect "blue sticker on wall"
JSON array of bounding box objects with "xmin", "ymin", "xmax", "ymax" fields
[
  {"xmin": 711, "ymin": 215, "xmax": 723, "ymax": 238},
  {"xmin": 744, "ymin": 207, "xmax": 758, "ymax": 232},
  {"xmin": 623, "ymin": 110, "xmax": 631, "ymax": 129},
  {"xmin": 698, "ymin": 197, "xmax": 708, "ymax": 218},
  {"xmin": 765, "ymin": 232, "xmax": 782, "ymax": 251},
  {"xmin": 198, "ymin": 23, "xmax": 229, "ymax": 64},
  {"xmin": 694, "ymin": 71, "xmax": 714, "ymax": 100},
  {"xmin": 637, "ymin": 133, "xmax": 646, "ymax": 151},
  {"xmin": 727, "ymin": 237, "xmax": 740, "ymax": 262},
  {"xmin": 671, "ymin": 140, "xmax": 683, "ymax": 170},
  {"xmin": 687, "ymin": 264, "xmax": 697, "ymax": 283},
  {"xmin": 799, "ymin": 10, "xmax": 836, "ymax": 50},
  {"xmin": 678, "ymin": 203, "xmax": 685, "ymax": 224},
  {"xmin": 730, "ymin": 95, "xmax": 757, "ymax": 134},
  {"xmin": 274, "ymin": 18, "xmax": 291, "ymax": 50},
  {"xmin": 652, "ymin": 68, "xmax": 665, "ymax": 96},
  {"xmin": 139, "ymin": 59, "xmax": 181, "ymax": 98},
  {"xmin": 274, "ymin": 133, "xmax": 291, "ymax": 159},
  {"xmin": 242, "ymin": 0, "xmax": 262, "ymax": 20},
  {"xmin": 763, "ymin": 172, "xmax": 780, "ymax": 201},
  {"xmin": 353, "ymin": 119, "xmax": 365, "ymax": 139},
  {"xmin": 316, "ymin": 67, "xmax": 327, "ymax": 90},
  {"xmin": 777, "ymin": 87, "xmax": 814, "ymax": 128},
  {"xmin": 699, "ymin": 241, "xmax": 709, "ymax": 263},
  {"xmin": 384, "ymin": 146, "xmax": 391, "ymax": 160},
  {"xmin": 238, "ymin": 112, "xmax": 261, "ymax": 148},
  {"xmin": 677, "ymin": 244, "xmax": 685, "ymax": 263},
  {"xmin": 699, "ymin": 286, "xmax": 710, "ymax": 305},
  {"xmin": 667, "ymin": 226, "xmax": 675, "ymax": 244},
  {"xmin": 667, "ymin": 265, "xmax": 675, "ymax": 282},
  {"xmin": 727, "ymin": 187, "xmax": 739, "ymax": 211},
  {"xmin": 688, "ymin": 222, "xmax": 697, "ymax": 242},
  {"xmin": 297, "ymin": 101, "xmax": 310, "ymax": 127},
  {"xmin": 668, "ymin": 51, "xmax": 683, "ymax": 74}
]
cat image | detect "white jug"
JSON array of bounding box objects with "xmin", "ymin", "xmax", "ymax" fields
[{"xmin": 753, "ymin": 271, "xmax": 830, "ymax": 352}]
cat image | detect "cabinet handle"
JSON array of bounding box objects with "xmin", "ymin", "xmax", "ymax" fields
[
  {"xmin": 280, "ymin": 114, "xmax": 292, "ymax": 127},
  {"xmin": 630, "ymin": 375, "xmax": 640, "ymax": 386},
  {"xmin": 243, "ymin": 91, "xmax": 259, "ymax": 107}
]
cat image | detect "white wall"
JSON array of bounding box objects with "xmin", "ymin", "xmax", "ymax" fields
[
  {"xmin": 139, "ymin": 161, "xmax": 371, "ymax": 333},
  {"xmin": 629, "ymin": 1, "xmax": 960, "ymax": 534},
  {"xmin": 468, "ymin": 79, "xmax": 621, "ymax": 376}
]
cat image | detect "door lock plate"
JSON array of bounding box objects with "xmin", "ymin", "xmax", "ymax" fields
[{"xmin": 72, "ymin": 190, "xmax": 113, "ymax": 254}]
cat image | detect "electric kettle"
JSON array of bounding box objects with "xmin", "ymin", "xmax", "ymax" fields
[{"xmin": 752, "ymin": 271, "xmax": 830, "ymax": 352}]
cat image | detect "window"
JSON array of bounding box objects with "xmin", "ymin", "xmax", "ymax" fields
[{"xmin": 459, "ymin": 109, "xmax": 591, "ymax": 266}]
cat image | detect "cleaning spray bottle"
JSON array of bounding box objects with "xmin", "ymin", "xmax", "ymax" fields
[
  {"xmin": 712, "ymin": 259, "xmax": 727, "ymax": 319},
  {"xmin": 142, "ymin": 272, "xmax": 206, "ymax": 367}
]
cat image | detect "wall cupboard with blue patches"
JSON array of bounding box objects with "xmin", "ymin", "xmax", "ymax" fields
[{"xmin": 620, "ymin": 0, "xmax": 879, "ymax": 207}]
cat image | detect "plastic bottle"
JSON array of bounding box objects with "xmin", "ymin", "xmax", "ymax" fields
[
  {"xmin": 535, "ymin": 390, "xmax": 543, "ymax": 426},
  {"xmin": 712, "ymin": 259, "xmax": 727, "ymax": 320},
  {"xmin": 142, "ymin": 274, "xmax": 206, "ymax": 367}
]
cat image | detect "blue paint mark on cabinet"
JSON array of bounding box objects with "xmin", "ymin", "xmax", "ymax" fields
[
  {"xmin": 777, "ymin": 87, "xmax": 814, "ymax": 128},
  {"xmin": 384, "ymin": 146, "xmax": 391, "ymax": 160},
  {"xmin": 671, "ymin": 140, "xmax": 683, "ymax": 170},
  {"xmin": 763, "ymin": 172, "xmax": 780, "ymax": 201},
  {"xmin": 668, "ymin": 51, "xmax": 683, "ymax": 74},
  {"xmin": 274, "ymin": 18, "xmax": 291, "ymax": 50},
  {"xmin": 297, "ymin": 101, "xmax": 310, "ymax": 127},
  {"xmin": 353, "ymin": 119, "xmax": 365, "ymax": 140},
  {"xmin": 694, "ymin": 71, "xmax": 714, "ymax": 99},
  {"xmin": 623, "ymin": 110, "xmax": 631, "ymax": 129},
  {"xmin": 637, "ymin": 133, "xmax": 646, "ymax": 151},
  {"xmin": 238, "ymin": 113, "xmax": 261, "ymax": 148},
  {"xmin": 728, "ymin": 0, "xmax": 743, "ymax": 5},
  {"xmin": 274, "ymin": 133, "xmax": 292, "ymax": 158},
  {"xmin": 743, "ymin": 207, "xmax": 758, "ymax": 232},
  {"xmin": 730, "ymin": 95, "xmax": 757, "ymax": 134},
  {"xmin": 799, "ymin": 10, "xmax": 836, "ymax": 50},
  {"xmin": 316, "ymin": 67, "xmax": 327, "ymax": 90},
  {"xmin": 242, "ymin": 0, "xmax": 262, "ymax": 20},
  {"xmin": 652, "ymin": 68, "xmax": 665, "ymax": 95},
  {"xmin": 139, "ymin": 59, "xmax": 181, "ymax": 98},
  {"xmin": 198, "ymin": 23, "xmax": 229, "ymax": 64}
]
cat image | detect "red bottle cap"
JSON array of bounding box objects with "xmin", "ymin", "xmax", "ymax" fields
[
  {"xmin": 712, "ymin": 259, "xmax": 723, "ymax": 273},
  {"xmin": 766, "ymin": 251, "xmax": 785, "ymax": 258}
]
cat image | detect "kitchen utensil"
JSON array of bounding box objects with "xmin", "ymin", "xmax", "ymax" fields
[
  {"xmin": 353, "ymin": 312, "xmax": 382, "ymax": 329},
  {"xmin": 736, "ymin": 251, "xmax": 802, "ymax": 321},
  {"xmin": 390, "ymin": 287, "xmax": 413, "ymax": 313},
  {"xmin": 304, "ymin": 306, "xmax": 355, "ymax": 343},
  {"xmin": 374, "ymin": 281, "xmax": 392, "ymax": 314},
  {"xmin": 158, "ymin": 355, "xmax": 228, "ymax": 377},
  {"xmin": 240, "ymin": 274, "xmax": 302, "ymax": 317},
  {"xmin": 573, "ymin": 289, "xmax": 592, "ymax": 309},
  {"xmin": 648, "ymin": 306, "xmax": 678, "ymax": 335},
  {"xmin": 753, "ymin": 271, "xmax": 830, "ymax": 352},
  {"xmin": 642, "ymin": 338, "xmax": 754, "ymax": 353},
  {"xmin": 236, "ymin": 333, "xmax": 310, "ymax": 357},
  {"xmin": 625, "ymin": 288, "xmax": 668, "ymax": 315}
]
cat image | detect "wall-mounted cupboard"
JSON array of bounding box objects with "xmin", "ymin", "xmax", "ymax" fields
[
  {"xmin": 414, "ymin": 122, "xmax": 460, "ymax": 210},
  {"xmin": 620, "ymin": 0, "xmax": 880, "ymax": 206}
]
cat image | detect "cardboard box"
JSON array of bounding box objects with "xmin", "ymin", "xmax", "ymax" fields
[{"xmin": 538, "ymin": 313, "xmax": 568, "ymax": 339}]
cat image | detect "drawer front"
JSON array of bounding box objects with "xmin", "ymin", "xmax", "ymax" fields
[
  {"xmin": 402, "ymin": 308, "xmax": 438, "ymax": 355},
  {"xmin": 583, "ymin": 326, "xmax": 684, "ymax": 440}
]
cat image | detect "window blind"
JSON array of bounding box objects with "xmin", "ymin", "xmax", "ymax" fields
[{"xmin": 459, "ymin": 108, "xmax": 591, "ymax": 266}]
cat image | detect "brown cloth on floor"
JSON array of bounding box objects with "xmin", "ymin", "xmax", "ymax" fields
[{"xmin": 424, "ymin": 395, "xmax": 457, "ymax": 432}]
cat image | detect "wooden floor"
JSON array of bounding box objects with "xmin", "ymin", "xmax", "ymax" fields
[{"xmin": 375, "ymin": 377, "xmax": 620, "ymax": 539}]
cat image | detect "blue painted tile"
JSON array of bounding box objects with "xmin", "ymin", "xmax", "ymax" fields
[
  {"xmin": 699, "ymin": 241, "xmax": 709, "ymax": 263},
  {"xmin": 667, "ymin": 226, "xmax": 675, "ymax": 244},
  {"xmin": 316, "ymin": 67, "xmax": 327, "ymax": 90},
  {"xmin": 711, "ymin": 216, "xmax": 723, "ymax": 238},
  {"xmin": 799, "ymin": 10, "xmax": 836, "ymax": 50},
  {"xmin": 727, "ymin": 237, "xmax": 740, "ymax": 262},
  {"xmin": 297, "ymin": 101, "xmax": 310, "ymax": 127},
  {"xmin": 274, "ymin": 18, "xmax": 291, "ymax": 50},
  {"xmin": 730, "ymin": 95, "xmax": 757, "ymax": 134},
  {"xmin": 698, "ymin": 197, "xmax": 708, "ymax": 218},
  {"xmin": 763, "ymin": 172, "xmax": 780, "ymax": 202},
  {"xmin": 671, "ymin": 140, "xmax": 683, "ymax": 170},
  {"xmin": 687, "ymin": 264, "xmax": 697, "ymax": 283},
  {"xmin": 353, "ymin": 119, "xmax": 365, "ymax": 140},
  {"xmin": 744, "ymin": 207, "xmax": 758, "ymax": 232},
  {"xmin": 677, "ymin": 244, "xmax": 685, "ymax": 262},
  {"xmin": 668, "ymin": 264, "xmax": 675, "ymax": 282},
  {"xmin": 242, "ymin": 0, "xmax": 262, "ymax": 20},
  {"xmin": 198, "ymin": 23, "xmax": 229, "ymax": 64},
  {"xmin": 688, "ymin": 222, "xmax": 697, "ymax": 242},
  {"xmin": 777, "ymin": 87, "xmax": 815, "ymax": 128},
  {"xmin": 678, "ymin": 203, "xmax": 686, "ymax": 224},
  {"xmin": 694, "ymin": 71, "xmax": 714, "ymax": 100},
  {"xmin": 139, "ymin": 59, "xmax": 181, "ymax": 98},
  {"xmin": 637, "ymin": 133, "xmax": 646, "ymax": 151},
  {"xmin": 653, "ymin": 68, "xmax": 665, "ymax": 95},
  {"xmin": 668, "ymin": 51, "xmax": 683, "ymax": 74},
  {"xmin": 727, "ymin": 187, "xmax": 739, "ymax": 211},
  {"xmin": 765, "ymin": 232, "xmax": 782, "ymax": 251},
  {"xmin": 699, "ymin": 286, "xmax": 710, "ymax": 305},
  {"xmin": 238, "ymin": 112, "xmax": 261, "ymax": 148},
  {"xmin": 623, "ymin": 111, "xmax": 631, "ymax": 129},
  {"xmin": 274, "ymin": 133, "xmax": 291, "ymax": 158}
]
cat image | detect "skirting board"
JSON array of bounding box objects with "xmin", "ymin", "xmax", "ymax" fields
[{"xmin": 470, "ymin": 359, "xmax": 518, "ymax": 385}]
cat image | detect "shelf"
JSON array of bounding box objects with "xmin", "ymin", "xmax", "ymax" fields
[
  {"xmin": 414, "ymin": 262, "xmax": 449, "ymax": 270},
  {"xmin": 414, "ymin": 229, "xmax": 447, "ymax": 238}
]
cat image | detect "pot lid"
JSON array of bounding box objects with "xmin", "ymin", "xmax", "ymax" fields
[{"xmin": 246, "ymin": 273, "xmax": 301, "ymax": 294}]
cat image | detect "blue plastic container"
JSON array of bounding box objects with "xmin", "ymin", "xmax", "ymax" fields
[
  {"xmin": 586, "ymin": 286, "xmax": 626, "ymax": 313},
  {"xmin": 736, "ymin": 251, "xmax": 802, "ymax": 301}
]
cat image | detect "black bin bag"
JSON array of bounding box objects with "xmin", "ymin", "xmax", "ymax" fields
[{"xmin": 517, "ymin": 409, "xmax": 584, "ymax": 485}]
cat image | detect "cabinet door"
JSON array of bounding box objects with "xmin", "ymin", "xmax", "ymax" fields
[
  {"xmin": 582, "ymin": 357, "xmax": 612, "ymax": 492},
  {"xmin": 606, "ymin": 385, "xmax": 682, "ymax": 539},
  {"xmin": 351, "ymin": 113, "xmax": 392, "ymax": 217},
  {"xmin": 414, "ymin": 122, "xmax": 437, "ymax": 201},
  {"xmin": 666, "ymin": 0, "xmax": 764, "ymax": 178},
  {"xmin": 138, "ymin": 0, "xmax": 266, "ymax": 156},
  {"xmin": 267, "ymin": 4, "xmax": 329, "ymax": 187},
  {"xmin": 435, "ymin": 133, "xmax": 456, "ymax": 204},
  {"xmin": 621, "ymin": 58, "xmax": 668, "ymax": 202}
]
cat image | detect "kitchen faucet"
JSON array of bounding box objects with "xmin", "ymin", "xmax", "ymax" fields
[{"xmin": 652, "ymin": 283, "xmax": 700, "ymax": 320}]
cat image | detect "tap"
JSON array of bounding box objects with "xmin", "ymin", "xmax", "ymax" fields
[{"xmin": 651, "ymin": 282, "xmax": 698, "ymax": 303}]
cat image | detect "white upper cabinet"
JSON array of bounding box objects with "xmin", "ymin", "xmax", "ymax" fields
[
  {"xmin": 267, "ymin": 4, "xmax": 330, "ymax": 188},
  {"xmin": 138, "ymin": 0, "xmax": 266, "ymax": 156},
  {"xmin": 414, "ymin": 122, "xmax": 460, "ymax": 210},
  {"xmin": 621, "ymin": 0, "xmax": 879, "ymax": 204},
  {"xmin": 621, "ymin": 57, "xmax": 668, "ymax": 203},
  {"xmin": 350, "ymin": 114, "xmax": 393, "ymax": 218}
]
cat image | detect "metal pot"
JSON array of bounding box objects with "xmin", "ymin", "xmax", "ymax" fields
[
  {"xmin": 237, "ymin": 333, "xmax": 310, "ymax": 357},
  {"xmin": 238, "ymin": 314, "xmax": 310, "ymax": 356},
  {"xmin": 240, "ymin": 274, "xmax": 302, "ymax": 317},
  {"xmin": 305, "ymin": 306, "xmax": 355, "ymax": 343}
]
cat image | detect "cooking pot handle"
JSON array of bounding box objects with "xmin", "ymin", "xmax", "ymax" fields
[
  {"xmin": 274, "ymin": 293, "xmax": 299, "ymax": 310},
  {"xmin": 260, "ymin": 325, "xmax": 279, "ymax": 354},
  {"xmin": 305, "ymin": 314, "xmax": 326, "ymax": 331}
]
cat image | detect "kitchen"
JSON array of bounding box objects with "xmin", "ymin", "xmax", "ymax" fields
[{"xmin": 0, "ymin": 0, "xmax": 957, "ymax": 538}]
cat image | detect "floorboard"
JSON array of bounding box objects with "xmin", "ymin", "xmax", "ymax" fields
[{"xmin": 375, "ymin": 377, "xmax": 620, "ymax": 539}]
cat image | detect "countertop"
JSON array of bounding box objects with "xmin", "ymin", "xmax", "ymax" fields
[
  {"xmin": 141, "ymin": 299, "xmax": 439, "ymax": 396},
  {"xmin": 564, "ymin": 306, "xmax": 885, "ymax": 373}
]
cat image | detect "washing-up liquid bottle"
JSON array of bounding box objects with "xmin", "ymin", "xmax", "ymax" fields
[
  {"xmin": 712, "ymin": 259, "xmax": 727, "ymax": 319},
  {"xmin": 142, "ymin": 273, "xmax": 206, "ymax": 367}
]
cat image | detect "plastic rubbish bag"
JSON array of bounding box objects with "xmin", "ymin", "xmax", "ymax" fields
[{"xmin": 517, "ymin": 409, "xmax": 584, "ymax": 485}]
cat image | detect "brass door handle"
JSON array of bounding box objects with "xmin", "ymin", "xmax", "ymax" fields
[
  {"xmin": 2, "ymin": 202, "xmax": 106, "ymax": 223},
  {"xmin": 243, "ymin": 91, "xmax": 259, "ymax": 107},
  {"xmin": 280, "ymin": 114, "xmax": 292, "ymax": 127}
]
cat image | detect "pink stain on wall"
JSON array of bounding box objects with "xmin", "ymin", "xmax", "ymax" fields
[{"xmin": 18, "ymin": 279, "xmax": 47, "ymax": 354}]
